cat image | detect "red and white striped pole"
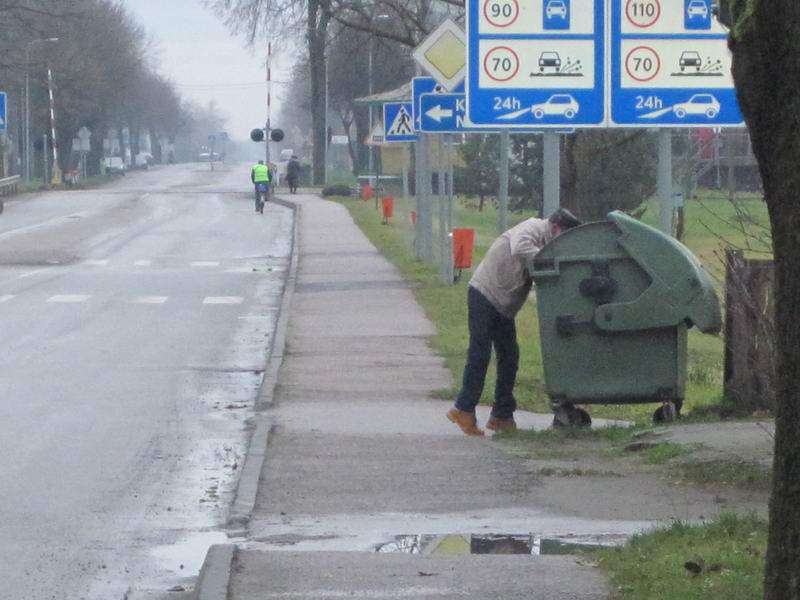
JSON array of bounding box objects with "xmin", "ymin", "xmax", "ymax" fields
[
  {"xmin": 265, "ymin": 42, "xmax": 272, "ymax": 167},
  {"xmin": 46, "ymin": 66, "xmax": 62, "ymax": 184}
]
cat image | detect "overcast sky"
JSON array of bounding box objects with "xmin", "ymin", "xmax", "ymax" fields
[{"xmin": 121, "ymin": 0, "xmax": 292, "ymax": 142}]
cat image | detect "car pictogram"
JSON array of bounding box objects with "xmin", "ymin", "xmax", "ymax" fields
[
  {"xmin": 538, "ymin": 51, "xmax": 562, "ymax": 72},
  {"xmin": 679, "ymin": 51, "xmax": 702, "ymax": 72},
  {"xmin": 673, "ymin": 94, "xmax": 720, "ymax": 119},
  {"xmin": 686, "ymin": 0, "xmax": 709, "ymax": 19},
  {"xmin": 545, "ymin": 0, "xmax": 568, "ymax": 19},
  {"xmin": 531, "ymin": 94, "xmax": 579, "ymax": 119}
]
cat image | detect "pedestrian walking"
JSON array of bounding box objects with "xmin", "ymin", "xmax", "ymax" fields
[
  {"xmin": 447, "ymin": 208, "xmax": 582, "ymax": 436},
  {"xmin": 286, "ymin": 155, "xmax": 301, "ymax": 194}
]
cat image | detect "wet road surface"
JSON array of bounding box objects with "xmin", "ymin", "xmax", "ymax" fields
[{"xmin": 0, "ymin": 164, "xmax": 292, "ymax": 599}]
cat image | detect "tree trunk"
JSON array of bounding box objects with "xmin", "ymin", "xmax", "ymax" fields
[
  {"xmin": 728, "ymin": 4, "xmax": 800, "ymax": 598},
  {"xmin": 307, "ymin": 0, "xmax": 329, "ymax": 186}
]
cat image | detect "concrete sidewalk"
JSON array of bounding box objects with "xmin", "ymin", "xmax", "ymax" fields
[{"xmin": 193, "ymin": 193, "xmax": 612, "ymax": 599}]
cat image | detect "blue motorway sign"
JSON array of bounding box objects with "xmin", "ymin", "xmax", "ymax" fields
[
  {"xmin": 0, "ymin": 92, "xmax": 6, "ymax": 131},
  {"xmin": 610, "ymin": 0, "xmax": 743, "ymax": 127},
  {"xmin": 466, "ymin": 0, "xmax": 606, "ymax": 128},
  {"xmin": 383, "ymin": 102, "xmax": 417, "ymax": 143}
]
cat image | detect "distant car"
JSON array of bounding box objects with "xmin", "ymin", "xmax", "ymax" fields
[
  {"xmin": 673, "ymin": 94, "xmax": 720, "ymax": 119},
  {"xmin": 538, "ymin": 51, "xmax": 562, "ymax": 72},
  {"xmin": 135, "ymin": 152, "xmax": 153, "ymax": 169},
  {"xmin": 531, "ymin": 94, "xmax": 579, "ymax": 119},
  {"xmin": 679, "ymin": 51, "xmax": 702, "ymax": 72},
  {"xmin": 686, "ymin": 0, "xmax": 708, "ymax": 19},
  {"xmin": 103, "ymin": 157, "xmax": 126, "ymax": 175},
  {"xmin": 545, "ymin": 0, "xmax": 568, "ymax": 18}
]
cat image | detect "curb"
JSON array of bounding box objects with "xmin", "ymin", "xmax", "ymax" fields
[
  {"xmin": 192, "ymin": 544, "xmax": 235, "ymax": 600},
  {"xmin": 193, "ymin": 195, "xmax": 302, "ymax": 599}
]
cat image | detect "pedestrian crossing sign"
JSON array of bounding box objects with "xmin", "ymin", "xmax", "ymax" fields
[{"xmin": 383, "ymin": 102, "xmax": 417, "ymax": 143}]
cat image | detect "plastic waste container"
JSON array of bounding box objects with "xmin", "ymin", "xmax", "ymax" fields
[
  {"xmin": 529, "ymin": 211, "xmax": 722, "ymax": 426},
  {"xmin": 382, "ymin": 197, "xmax": 394, "ymax": 223}
]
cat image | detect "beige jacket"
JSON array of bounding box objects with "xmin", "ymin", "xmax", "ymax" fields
[{"xmin": 469, "ymin": 218, "xmax": 554, "ymax": 318}]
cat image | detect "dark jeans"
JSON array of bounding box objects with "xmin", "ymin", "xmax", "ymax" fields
[{"xmin": 455, "ymin": 286, "xmax": 519, "ymax": 419}]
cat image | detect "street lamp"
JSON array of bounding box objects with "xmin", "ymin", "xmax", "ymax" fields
[
  {"xmin": 24, "ymin": 37, "xmax": 59, "ymax": 181},
  {"xmin": 367, "ymin": 14, "xmax": 390, "ymax": 186}
]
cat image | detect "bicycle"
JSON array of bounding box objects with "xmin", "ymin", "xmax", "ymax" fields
[{"xmin": 255, "ymin": 182, "xmax": 269, "ymax": 214}]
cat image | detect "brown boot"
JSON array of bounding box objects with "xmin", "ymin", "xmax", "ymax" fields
[
  {"xmin": 486, "ymin": 416, "xmax": 517, "ymax": 433},
  {"xmin": 447, "ymin": 408, "xmax": 485, "ymax": 436}
]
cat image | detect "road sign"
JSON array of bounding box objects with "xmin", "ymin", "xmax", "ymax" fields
[
  {"xmin": 383, "ymin": 102, "xmax": 417, "ymax": 143},
  {"xmin": 420, "ymin": 93, "xmax": 473, "ymax": 133},
  {"xmin": 412, "ymin": 77, "xmax": 465, "ymax": 128},
  {"xmin": 412, "ymin": 19, "xmax": 467, "ymax": 91},
  {"xmin": 365, "ymin": 122, "xmax": 385, "ymax": 146},
  {"xmin": 0, "ymin": 92, "xmax": 7, "ymax": 131},
  {"xmin": 466, "ymin": 0, "xmax": 606, "ymax": 128},
  {"xmin": 610, "ymin": 0, "xmax": 743, "ymax": 126}
]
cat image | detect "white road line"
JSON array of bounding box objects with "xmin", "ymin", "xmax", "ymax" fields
[
  {"xmin": 47, "ymin": 295, "xmax": 91, "ymax": 303},
  {"xmin": 192, "ymin": 261, "xmax": 220, "ymax": 267},
  {"xmin": 132, "ymin": 296, "xmax": 168, "ymax": 304},
  {"xmin": 135, "ymin": 260, "xmax": 153, "ymax": 267},
  {"xmin": 0, "ymin": 295, "xmax": 16, "ymax": 303},
  {"xmin": 203, "ymin": 296, "xmax": 243, "ymax": 305},
  {"xmin": 224, "ymin": 267, "xmax": 255, "ymax": 273},
  {"xmin": 85, "ymin": 259, "xmax": 110, "ymax": 266},
  {"xmin": 261, "ymin": 589, "xmax": 468, "ymax": 598}
]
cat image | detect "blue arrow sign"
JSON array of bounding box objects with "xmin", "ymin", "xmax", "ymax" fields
[
  {"xmin": 0, "ymin": 92, "xmax": 7, "ymax": 131},
  {"xmin": 610, "ymin": 0, "xmax": 743, "ymax": 127},
  {"xmin": 412, "ymin": 77, "xmax": 465, "ymax": 128},
  {"xmin": 466, "ymin": 0, "xmax": 606, "ymax": 128},
  {"xmin": 420, "ymin": 93, "xmax": 472, "ymax": 133},
  {"xmin": 383, "ymin": 102, "xmax": 417, "ymax": 143}
]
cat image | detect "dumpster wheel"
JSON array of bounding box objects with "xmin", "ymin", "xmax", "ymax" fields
[
  {"xmin": 552, "ymin": 404, "xmax": 592, "ymax": 428},
  {"xmin": 653, "ymin": 401, "xmax": 681, "ymax": 424}
]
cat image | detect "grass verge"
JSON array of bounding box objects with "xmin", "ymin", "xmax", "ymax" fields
[
  {"xmin": 672, "ymin": 459, "xmax": 772, "ymax": 491},
  {"xmin": 331, "ymin": 192, "xmax": 768, "ymax": 422},
  {"xmin": 596, "ymin": 513, "xmax": 767, "ymax": 600}
]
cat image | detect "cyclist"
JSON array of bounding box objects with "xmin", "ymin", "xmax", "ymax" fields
[{"xmin": 251, "ymin": 160, "xmax": 272, "ymax": 213}]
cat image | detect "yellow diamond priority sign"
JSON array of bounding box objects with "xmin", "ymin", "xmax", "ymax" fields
[{"xmin": 412, "ymin": 19, "xmax": 466, "ymax": 92}]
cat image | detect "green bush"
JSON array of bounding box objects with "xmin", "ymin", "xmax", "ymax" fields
[{"xmin": 321, "ymin": 184, "xmax": 353, "ymax": 197}]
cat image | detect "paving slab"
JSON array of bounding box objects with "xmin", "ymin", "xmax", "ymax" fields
[{"xmin": 230, "ymin": 550, "xmax": 609, "ymax": 600}]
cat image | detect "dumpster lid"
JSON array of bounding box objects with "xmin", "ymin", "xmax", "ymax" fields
[{"xmin": 599, "ymin": 211, "xmax": 722, "ymax": 333}]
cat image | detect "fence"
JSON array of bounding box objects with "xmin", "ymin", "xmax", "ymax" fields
[
  {"xmin": 0, "ymin": 175, "xmax": 20, "ymax": 197},
  {"xmin": 723, "ymin": 249, "xmax": 776, "ymax": 414}
]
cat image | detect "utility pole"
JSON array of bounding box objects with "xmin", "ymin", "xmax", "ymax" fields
[
  {"xmin": 266, "ymin": 42, "xmax": 272, "ymax": 168},
  {"xmin": 46, "ymin": 66, "xmax": 61, "ymax": 185},
  {"xmin": 24, "ymin": 37, "xmax": 59, "ymax": 182}
]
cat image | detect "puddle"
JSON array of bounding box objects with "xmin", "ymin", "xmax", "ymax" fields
[
  {"xmin": 151, "ymin": 531, "xmax": 229, "ymax": 575},
  {"xmin": 376, "ymin": 533, "xmax": 623, "ymax": 556}
]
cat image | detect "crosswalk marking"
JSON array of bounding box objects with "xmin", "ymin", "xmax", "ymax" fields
[
  {"xmin": 192, "ymin": 261, "xmax": 221, "ymax": 267},
  {"xmin": 47, "ymin": 295, "xmax": 91, "ymax": 303},
  {"xmin": 85, "ymin": 260, "xmax": 109, "ymax": 266},
  {"xmin": 0, "ymin": 295, "xmax": 15, "ymax": 303},
  {"xmin": 135, "ymin": 260, "xmax": 152, "ymax": 267},
  {"xmin": 132, "ymin": 296, "xmax": 169, "ymax": 304},
  {"xmin": 203, "ymin": 296, "xmax": 244, "ymax": 305}
]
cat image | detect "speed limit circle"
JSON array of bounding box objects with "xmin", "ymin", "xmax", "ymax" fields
[
  {"xmin": 483, "ymin": 46, "xmax": 519, "ymax": 82},
  {"xmin": 483, "ymin": 0, "xmax": 519, "ymax": 28},
  {"xmin": 625, "ymin": 46, "xmax": 661, "ymax": 82},
  {"xmin": 625, "ymin": 0, "xmax": 661, "ymax": 28}
]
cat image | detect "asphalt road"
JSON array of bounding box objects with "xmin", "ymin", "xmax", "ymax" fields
[{"xmin": 0, "ymin": 164, "xmax": 292, "ymax": 599}]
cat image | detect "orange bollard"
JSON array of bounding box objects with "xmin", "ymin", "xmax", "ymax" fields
[
  {"xmin": 361, "ymin": 184, "xmax": 373, "ymax": 201},
  {"xmin": 452, "ymin": 228, "xmax": 475, "ymax": 270},
  {"xmin": 381, "ymin": 197, "xmax": 393, "ymax": 224}
]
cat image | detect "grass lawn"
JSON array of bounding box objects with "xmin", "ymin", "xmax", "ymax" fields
[
  {"xmin": 332, "ymin": 190, "xmax": 770, "ymax": 423},
  {"xmin": 596, "ymin": 513, "xmax": 768, "ymax": 600}
]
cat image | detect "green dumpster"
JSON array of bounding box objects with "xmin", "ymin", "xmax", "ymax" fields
[{"xmin": 529, "ymin": 211, "xmax": 721, "ymax": 426}]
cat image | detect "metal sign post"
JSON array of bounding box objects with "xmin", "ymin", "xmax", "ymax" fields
[
  {"xmin": 498, "ymin": 131, "xmax": 510, "ymax": 233},
  {"xmin": 543, "ymin": 131, "xmax": 561, "ymax": 217}
]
